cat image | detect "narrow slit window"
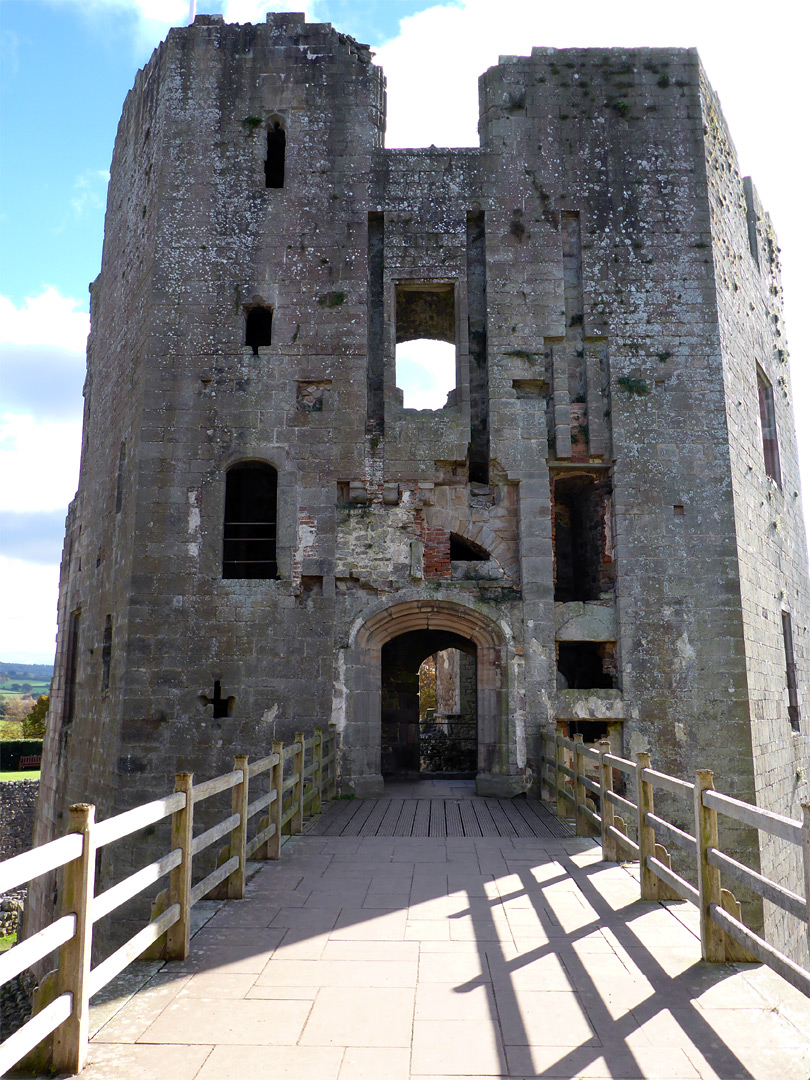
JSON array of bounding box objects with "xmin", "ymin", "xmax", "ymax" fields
[
  {"xmin": 101, "ymin": 615, "xmax": 112, "ymax": 692},
  {"xmin": 757, "ymin": 367, "xmax": 781, "ymax": 487},
  {"xmin": 223, "ymin": 462, "xmax": 278, "ymax": 579},
  {"xmin": 64, "ymin": 609, "xmax": 81, "ymax": 725},
  {"xmin": 245, "ymin": 306, "xmax": 273, "ymax": 355},
  {"xmin": 265, "ymin": 121, "xmax": 286, "ymax": 188},
  {"xmin": 781, "ymin": 611, "xmax": 801, "ymax": 732}
]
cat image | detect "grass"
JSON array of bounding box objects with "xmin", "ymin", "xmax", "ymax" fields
[
  {"xmin": 0, "ymin": 934, "xmax": 17, "ymax": 952},
  {"xmin": 0, "ymin": 770, "xmax": 40, "ymax": 782}
]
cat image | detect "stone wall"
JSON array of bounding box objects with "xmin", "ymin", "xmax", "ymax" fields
[{"xmin": 0, "ymin": 779, "xmax": 38, "ymax": 862}]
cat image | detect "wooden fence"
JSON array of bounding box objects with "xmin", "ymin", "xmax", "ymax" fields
[
  {"xmin": 0, "ymin": 728, "xmax": 336, "ymax": 1076},
  {"xmin": 541, "ymin": 731, "xmax": 810, "ymax": 997}
]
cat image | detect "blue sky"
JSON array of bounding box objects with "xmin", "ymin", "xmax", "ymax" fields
[{"xmin": 1, "ymin": 0, "xmax": 808, "ymax": 662}]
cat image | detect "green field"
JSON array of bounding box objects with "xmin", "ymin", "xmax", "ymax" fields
[{"xmin": 0, "ymin": 770, "xmax": 40, "ymax": 782}]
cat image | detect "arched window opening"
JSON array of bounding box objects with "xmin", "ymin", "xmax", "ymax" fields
[
  {"xmin": 265, "ymin": 121, "xmax": 286, "ymax": 188},
  {"xmin": 449, "ymin": 534, "xmax": 489, "ymax": 562},
  {"xmin": 223, "ymin": 462, "xmax": 278, "ymax": 579}
]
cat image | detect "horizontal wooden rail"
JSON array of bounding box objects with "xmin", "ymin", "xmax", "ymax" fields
[
  {"xmin": 0, "ymin": 833, "xmax": 83, "ymax": 895},
  {"xmin": 0, "ymin": 993, "xmax": 72, "ymax": 1078},
  {"xmin": 607, "ymin": 825, "xmax": 639, "ymax": 856},
  {"xmin": 708, "ymin": 847, "xmax": 807, "ymax": 921},
  {"xmin": 192, "ymin": 769, "xmax": 243, "ymax": 804},
  {"xmin": 605, "ymin": 790, "xmax": 636, "ymax": 816},
  {"xmin": 0, "ymin": 725, "xmax": 338, "ymax": 1075},
  {"xmin": 711, "ymin": 903, "xmax": 810, "ymax": 998},
  {"xmin": 645, "ymin": 812, "xmax": 696, "ymax": 854},
  {"xmin": 702, "ymin": 789, "xmax": 803, "ymax": 844},
  {"xmin": 192, "ymin": 813, "xmax": 241, "ymax": 857},
  {"xmin": 88, "ymin": 904, "xmax": 180, "ymax": 997},
  {"xmin": 602, "ymin": 752, "xmax": 635, "ymax": 774},
  {"xmin": 247, "ymin": 753, "xmax": 279, "ymax": 778},
  {"xmin": 94, "ymin": 792, "xmax": 186, "ymax": 849},
  {"xmin": 647, "ymin": 856, "xmax": 699, "ymax": 905},
  {"xmin": 0, "ymin": 915, "xmax": 76, "ymax": 986},
  {"xmin": 642, "ymin": 768, "xmax": 694, "ymax": 798},
  {"xmin": 92, "ymin": 848, "xmax": 182, "ymax": 923}
]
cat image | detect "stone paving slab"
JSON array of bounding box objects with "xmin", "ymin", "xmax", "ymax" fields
[{"xmin": 55, "ymin": 832, "xmax": 810, "ymax": 1080}]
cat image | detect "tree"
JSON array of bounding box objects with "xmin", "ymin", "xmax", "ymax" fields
[
  {"xmin": 2, "ymin": 695, "xmax": 36, "ymax": 723},
  {"xmin": 23, "ymin": 695, "xmax": 49, "ymax": 738}
]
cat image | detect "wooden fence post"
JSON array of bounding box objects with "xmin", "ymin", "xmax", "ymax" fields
[
  {"xmin": 573, "ymin": 734, "xmax": 588, "ymax": 837},
  {"xmin": 267, "ymin": 741, "xmax": 283, "ymax": 857},
  {"xmin": 555, "ymin": 736, "xmax": 567, "ymax": 819},
  {"xmin": 694, "ymin": 769, "xmax": 726, "ymax": 962},
  {"xmin": 599, "ymin": 739, "xmax": 617, "ymax": 861},
  {"xmin": 51, "ymin": 804, "xmax": 96, "ymax": 1075},
  {"xmin": 313, "ymin": 728, "xmax": 323, "ymax": 815},
  {"xmin": 166, "ymin": 772, "xmax": 193, "ymax": 960},
  {"xmin": 292, "ymin": 732, "xmax": 305, "ymax": 835},
  {"xmin": 229, "ymin": 755, "xmax": 249, "ymax": 899},
  {"xmin": 327, "ymin": 726, "xmax": 338, "ymax": 799},
  {"xmin": 802, "ymin": 803, "xmax": 810, "ymax": 961},
  {"xmin": 636, "ymin": 752, "xmax": 657, "ymax": 900}
]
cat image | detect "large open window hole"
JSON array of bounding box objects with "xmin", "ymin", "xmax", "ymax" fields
[
  {"xmin": 264, "ymin": 120, "xmax": 286, "ymax": 188},
  {"xmin": 395, "ymin": 283, "xmax": 456, "ymax": 410},
  {"xmin": 553, "ymin": 473, "xmax": 615, "ymax": 602},
  {"xmin": 245, "ymin": 306, "xmax": 273, "ymax": 355},
  {"xmin": 557, "ymin": 641, "xmax": 617, "ymax": 690}
]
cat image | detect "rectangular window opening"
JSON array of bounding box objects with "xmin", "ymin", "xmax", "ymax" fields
[
  {"xmin": 394, "ymin": 283, "xmax": 457, "ymax": 411},
  {"xmin": 557, "ymin": 641, "xmax": 617, "ymax": 690},
  {"xmin": 553, "ymin": 473, "xmax": 615, "ymax": 602}
]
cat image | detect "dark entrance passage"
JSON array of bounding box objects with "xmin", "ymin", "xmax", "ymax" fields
[{"xmin": 381, "ymin": 629, "xmax": 477, "ymax": 780}]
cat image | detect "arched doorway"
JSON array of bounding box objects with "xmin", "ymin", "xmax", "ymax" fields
[
  {"xmin": 381, "ymin": 629, "xmax": 477, "ymax": 779},
  {"xmin": 340, "ymin": 600, "xmax": 513, "ymax": 796}
]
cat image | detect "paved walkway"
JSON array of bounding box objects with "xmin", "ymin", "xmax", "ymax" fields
[{"xmin": 72, "ymin": 790, "xmax": 810, "ymax": 1080}]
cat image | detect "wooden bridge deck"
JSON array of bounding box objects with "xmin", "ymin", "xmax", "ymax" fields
[{"xmin": 307, "ymin": 780, "xmax": 573, "ymax": 839}]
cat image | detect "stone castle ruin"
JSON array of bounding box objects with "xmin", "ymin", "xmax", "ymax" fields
[{"xmin": 32, "ymin": 12, "xmax": 809, "ymax": 959}]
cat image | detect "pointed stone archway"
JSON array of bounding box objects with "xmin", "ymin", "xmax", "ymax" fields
[{"xmin": 337, "ymin": 599, "xmax": 523, "ymax": 797}]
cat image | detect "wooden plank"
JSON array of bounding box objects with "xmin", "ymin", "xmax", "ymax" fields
[
  {"xmin": 412, "ymin": 800, "xmax": 431, "ymax": 837},
  {"xmin": 313, "ymin": 798, "xmax": 364, "ymax": 836},
  {"xmin": 485, "ymin": 800, "xmax": 518, "ymax": 838},
  {"xmin": 357, "ymin": 799, "xmax": 392, "ymax": 837},
  {"xmin": 340, "ymin": 799, "xmax": 378, "ymax": 836},
  {"xmin": 245, "ymin": 820, "xmax": 277, "ymax": 859},
  {"xmin": 508, "ymin": 798, "xmax": 551, "ymax": 838},
  {"xmin": 0, "ymin": 834, "xmax": 83, "ymax": 895},
  {"xmin": 641, "ymin": 768, "xmax": 694, "ymax": 799},
  {"xmin": 708, "ymin": 847, "xmax": 807, "ymax": 921},
  {"xmin": 444, "ymin": 800, "xmax": 464, "ymax": 837},
  {"xmin": 429, "ymin": 800, "xmax": 446, "ymax": 838},
  {"xmin": 470, "ymin": 799, "xmax": 501, "ymax": 837},
  {"xmin": 0, "ymin": 914, "xmax": 76, "ymax": 987},
  {"xmin": 393, "ymin": 800, "xmax": 418, "ymax": 836},
  {"xmin": 458, "ymin": 799, "xmax": 482, "ymax": 837},
  {"xmin": 496, "ymin": 799, "xmax": 536, "ymax": 838},
  {"xmin": 0, "ymin": 992, "xmax": 72, "ymax": 1078},
  {"xmin": 92, "ymin": 792, "xmax": 185, "ymax": 849},
  {"xmin": 377, "ymin": 799, "xmax": 405, "ymax": 835},
  {"xmin": 710, "ymin": 903, "xmax": 810, "ymax": 998}
]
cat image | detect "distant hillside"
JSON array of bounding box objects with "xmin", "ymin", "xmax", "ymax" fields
[{"xmin": 0, "ymin": 661, "xmax": 54, "ymax": 681}]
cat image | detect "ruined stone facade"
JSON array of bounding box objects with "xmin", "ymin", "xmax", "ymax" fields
[{"xmin": 33, "ymin": 13, "xmax": 809, "ymax": 959}]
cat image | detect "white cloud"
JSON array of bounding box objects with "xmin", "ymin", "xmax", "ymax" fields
[
  {"xmin": 0, "ymin": 288, "xmax": 89, "ymax": 352},
  {"xmin": 0, "ymin": 557, "xmax": 60, "ymax": 663},
  {"xmin": 0, "ymin": 414, "xmax": 82, "ymax": 513}
]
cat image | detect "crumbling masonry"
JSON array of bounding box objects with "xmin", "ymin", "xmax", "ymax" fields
[{"xmin": 32, "ymin": 13, "xmax": 810, "ymax": 961}]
